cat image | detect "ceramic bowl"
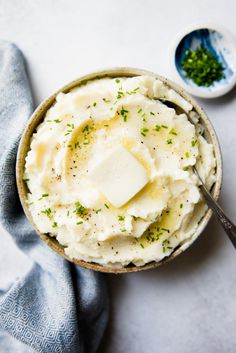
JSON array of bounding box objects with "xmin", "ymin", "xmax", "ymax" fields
[
  {"xmin": 170, "ymin": 24, "xmax": 236, "ymax": 98},
  {"xmin": 16, "ymin": 67, "xmax": 223, "ymax": 273}
]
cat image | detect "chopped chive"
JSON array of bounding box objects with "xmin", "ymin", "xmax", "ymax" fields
[
  {"xmin": 185, "ymin": 151, "xmax": 190, "ymax": 158},
  {"xmin": 47, "ymin": 119, "xmax": 62, "ymax": 123},
  {"xmin": 140, "ymin": 127, "xmax": 149, "ymax": 137},
  {"xmin": 118, "ymin": 215, "xmax": 125, "ymax": 221},
  {"xmin": 180, "ymin": 203, "xmax": 183, "ymax": 208},
  {"xmin": 115, "ymin": 79, "xmax": 120, "ymax": 83},
  {"xmin": 93, "ymin": 102, "xmax": 97, "ymax": 107},
  {"xmin": 52, "ymin": 221, "xmax": 58, "ymax": 228},
  {"xmin": 74, "ymin": 202, "xmax": 86, "ymax": 217},
  {"xmin": 161, "ymin": 125, "xmax": 168, "ymax": 129},
  {"xmin": 126, "ymin": 87, "xmax": 140, "ymax": 95},
  {"xmin": 166, "ymin": 138, "xmax": 173, "ymax": 144},
  {"xmin": 76, "ymin": 221, "xmax": 83, "ymax": 225},
  {"xmin": 41, "ymin": 208, "xmax": 52, "ymax": 217},
  {"xmin": 104, "ymin": 203, "xmax": 109, "ymax": 209},
  {"xmin": 83, "ymin": 138, "xmax": 89, "ymax": 145},
  {"xmin": 150, "ymin": 111, "xmax": 155, "ymax": 115},
  {"xmin": 120, "ymin": 106, "xmax": 129, "ymax": 122},
  {"xmin": 95, "ymin": 209, "xmax": 102, "ymax": 214},
  {"xmin": 191, "ymin": 139, "xmax": 197, "ymax": 147},
  {"xmin": 169, "ymin": 128, "xmax": 177, "ymax": 136},
  {"xmin": 117, "ymin": 90, "xmax": 124, "ymax": 99},
  {"xmin": 155, "ymin": 124, "xmax": 161, "ymax": 132},
  {"xmin": 161, "ymin": 228, "xmax": 170, "ymax": 233},
  {"xmin": 102, "ymin": 98, "xmax": 111, "ymax": 103}
]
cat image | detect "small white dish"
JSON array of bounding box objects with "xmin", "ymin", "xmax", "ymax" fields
[{"xmin": 170, "ymin": 24, "xmax": 236, "ymax": 98}]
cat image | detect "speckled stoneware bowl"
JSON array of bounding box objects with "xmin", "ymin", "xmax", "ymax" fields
[{"xmin": 16, "ymin": 68, "xmax": 223, "ymax": 273}]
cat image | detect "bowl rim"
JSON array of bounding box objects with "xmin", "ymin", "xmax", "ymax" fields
[
  {"xmin": 16, "ymin": 67, "xmax": 223, "ymax": 273},
  {"xmin": 169, "ymin": 23, "xmax": 236, "ymax": 98}
]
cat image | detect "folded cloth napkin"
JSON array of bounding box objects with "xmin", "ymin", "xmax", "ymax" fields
[{"xmin": 0, "ymin": 41, "xmax": 108, "ymax": 353}]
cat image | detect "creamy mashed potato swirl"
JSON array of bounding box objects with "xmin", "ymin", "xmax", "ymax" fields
[{"xmin": 25, "ymin": 76, "xmax": 216, "ymax": 268}]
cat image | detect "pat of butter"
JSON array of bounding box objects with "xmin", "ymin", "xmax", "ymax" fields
[{"xmin": 89, "ymin": 145, "xmax": 149, "ymax": 208}]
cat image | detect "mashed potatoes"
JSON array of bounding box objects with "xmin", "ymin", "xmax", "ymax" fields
[{"xmin": 24, "ymin": 76, "xmax": 216, "ymax": 268}]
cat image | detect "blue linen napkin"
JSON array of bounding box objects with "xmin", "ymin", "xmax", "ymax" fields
[{"xmin": 0, "ymin": 40, "xmax": 108, "ymax": 353}]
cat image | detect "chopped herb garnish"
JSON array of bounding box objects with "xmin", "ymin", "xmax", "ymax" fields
[
  {"xmin": 95, "ymin": 209, "xmax": 102, "ymax": 214},
  {"xmin": 166, "ymin": 138, "xmax": 173, "ymax": 144},
  {"xmin": 74, "ymin": 202, "xmax": 86, "ymax": 217},
  {"xmin": 76, "ymin": 221, "xmax": 83, "ymax": 225},
  {"xmin": 117, "ymin": 90, "xmax": 124, "ymax": 99},
  {"xmin": 141, "ymin": 112, "xmax": 147, "ymax": 122},
  {"xmin": 140, "ymin": 127, "xmax": 149, "ymax": 137},
  {"xmin": 161, "ymin": 228, "xmax": 170, "ymax": 233},
  {"xmin": 74, "ymin": 141, "xmax": 80, "ymax": 149},
  {"xmin": 169, "ymin": 128, "xmax": 177, "ymax": 136},
  {"xmin": 47, "ymin": 119, "xmax": 62, "ymax": 123},
  {"xmin": 52, "ymin": 221, "xmax": 58, "ymax": 228},
  {"xmin": 191, "ymin": 139, "xmax": 197, "ymax": 147},
  {"xmin": 162, "ymin": 239, "xmax": 172, "ymax": 253},
  {"xmin": 161, "ymin": 125, "xmax": 168, "ymax": 129},
  {"xmin": 138, "ymin": 108, "xmax": 143, "ymax": 114},
  {"xmin": 41, "ymin": 208, "xmax": 52, "ymax": 218},
  {"xmin": 155, "ymin": 124, "xmax": 161, "ymax": 132},
  {"xmin": 120, "ymin": 106, "xmax": 129, "ymax": 122},
  {"xmin": 65, "ymin": 123, "xmax": 75, "ymax": 136},
  {"xmin": 102, "ymin": 98, "xmax": 111, "ymax": 103},
  {"xmin": 126, "ymin": 87, "xmax": 140, "ymax": 95},
  {"xmin": 104, "ymin": 203, "xmax": 109, "ymax": 209},
  {"xmin": 38, "ymin": 193, "xmax": 49, "ymax": 200},
  {"xmin": 115, "ymin": 79, "xmax": 120, "ymax": 83},
  {"xmin": 181, "ymin": 46, "xmax": 225, "ymax": 87},
  {"xmin": 150, "ymin": 111, "xmax": 155, "ymax": 116},
  {"xmin": 93, "ymin": 102, "xmax": 97, "ymax": 107},
  {"xmin": 185, "ymin": 151, "xmax": 190, "ymax": 158},
  {"xmin": 183, "ymin": 166, "xmax": 189, "ymax": 171},
  {"xmin": 120, "ymin": 228, "xmax": 127, "ymax": 232},
  {"xmin": 118, "ymin": 215, "xmax": 125, "ymax": 221},
  {"xmin": 83, "ymin": 138, "xmax": 89, "ymax": 145},
  {"xmin": 140, "ymin": 243, "xmax": 144, "ymax": 249},
  {"xmin": 180, "ymin": 203, "xmax": 183, "ymax": 208}
]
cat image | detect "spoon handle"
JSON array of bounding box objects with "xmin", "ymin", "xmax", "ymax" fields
[{"xmin": 198, "ymin": 181, "xmax": 236, "ymax": 249}]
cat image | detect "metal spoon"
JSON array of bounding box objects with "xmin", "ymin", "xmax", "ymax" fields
[
  {"xmin": 193, "ymin": 167, "xmax": 236, "ymax": 248},
  {"xmin": 159, "ymin": 98, "xmax": 236, "ymax": 248}
]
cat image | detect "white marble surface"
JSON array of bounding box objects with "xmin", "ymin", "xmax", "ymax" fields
[{"xmin": 1, "ymin": 0, "xmax": 236, "ymax": 352}]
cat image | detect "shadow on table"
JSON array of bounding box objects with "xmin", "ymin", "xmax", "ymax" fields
[{"xmin": 98, "ymin": 214, "xmax": 226, "ymax": 353}]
